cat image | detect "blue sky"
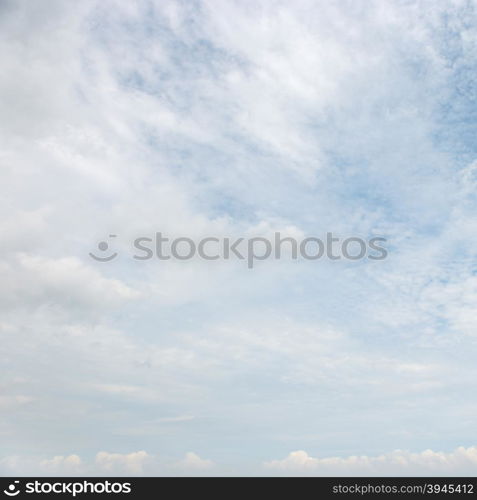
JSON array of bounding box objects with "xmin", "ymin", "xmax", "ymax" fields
[{"xmin": 1, "ymin": 0, "xmax": 477, "ymax": 476}]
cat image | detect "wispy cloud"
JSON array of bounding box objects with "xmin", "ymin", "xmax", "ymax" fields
[{"xmin": 0, "ymin": 0, "xmax": 476, "ymax": 475}]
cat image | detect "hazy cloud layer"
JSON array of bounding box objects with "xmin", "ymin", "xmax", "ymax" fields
[{"xmin": 1, "ymin": 0, "xmax": 476, "ymax": 475}]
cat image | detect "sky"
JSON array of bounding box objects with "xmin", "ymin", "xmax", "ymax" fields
[{"xmin": 1, "ymin": 0, "xmax": 477, "ymax": 476}]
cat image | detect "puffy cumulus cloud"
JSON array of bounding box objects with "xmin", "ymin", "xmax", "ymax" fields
[
  {"xmin": 95, "ymin": 451, "xmax": 151, "ymax": 475},
  {"xmin": 0, "ymin": 454, "xmax": 83, "ymax": 476},
  {"xmin": 0, "ymin": 254, "xmax": 140, "ymax": 315},
  {"xmin": 177, "ymin": 452, "xmax": 214, "ymax": 470},
  {"xmin": 265, "ymin": 446, "xmax": 477, "ymax": 476},
  {"xmin": 0, "ymin": 451, "xmax": 214, "ymax": 476},
  {"xmin": 93, "ymin": 450, "xmax": 214, "ymax": 475},
  {"xmin": 40, "ymin": 455, "xmax": 83, "ymax": 474}
]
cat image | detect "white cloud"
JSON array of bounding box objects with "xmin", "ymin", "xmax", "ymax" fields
[
  {"xmin": 177, "ymin": 452, "xmax": 214, "ymax": 470},
  {"xmin": 40, "ymin": 455, "xmax": 83, "ymax": 474},
  {"xmin": 95, "ymin": 451, "xmax": 151, "ymax": 475},
  {"xmin": 265, "ymin": 446, "xmax": 477, "ymax": 476},
  {"xmin": 0, "ymin": 0, "xmax": 476, "ymax": 476},
  {"xmin": 1, "ymin": 451, "xmax": 213, "ymax": 476},
  {"xmin": 0, "ymin": 254, "xmax": 140, "ymax": 314}
]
